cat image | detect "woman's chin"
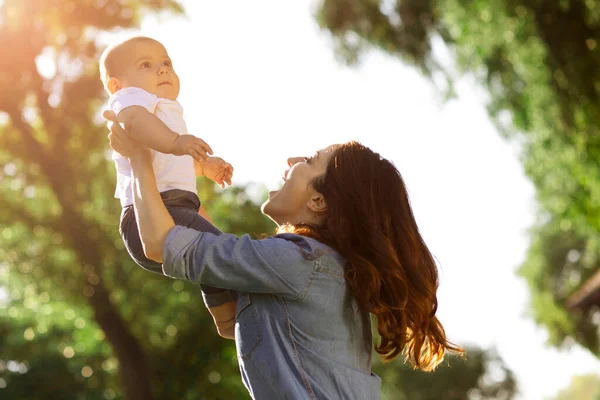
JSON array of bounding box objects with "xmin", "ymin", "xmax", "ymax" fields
[
  {"xmin": 261, "ymin": 197, "xmax": 273, "ymax": 216},
  {"xmin": 261, "ymin": 199, "xmax": 282, "ymax": 226},
  {"xmin": 263, "ymin": 190, "xmax": 278, "ymax": 209}
]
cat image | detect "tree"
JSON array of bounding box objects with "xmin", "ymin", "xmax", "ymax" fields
[
  {"xmin": 1, "ymin": 177, "xmax": 274, "ymax": 400},
  {"xmin": 373, "ymin": 346, "xmax": 517, "ymax": 400},
  {"xmin": 0, "ymin": 1, "xmax": 522, "ymax": 398},
  {"xmin": 0, "ymin": 1, "xmax": 274, "ymax": 398},
  {"xmin": 315, "ymin": 0, "xmax": 600, "ymax": 357},
  {"xmin": 548, "ymin": 373, "xmax": 600, "ymax": 400}
]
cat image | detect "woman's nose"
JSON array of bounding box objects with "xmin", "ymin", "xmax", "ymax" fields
[{"xmin": 287, "ymin": 157, "xmax": 304, "ymax": 167}]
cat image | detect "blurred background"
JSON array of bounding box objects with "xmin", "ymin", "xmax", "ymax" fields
[{"xmin": 1, "ymin": 0, "xmax": 600, "ymax": 399}]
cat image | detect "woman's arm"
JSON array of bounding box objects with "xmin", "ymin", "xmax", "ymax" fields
[
  {"xmin": 108, "ymin": 113, "xmax": 315, "ymax": 298},
  {"xmin": 129, "ymin": 153, "xmax": 175, "ymax": 262},
  {"xmin": 162, "ymin": 227, "xmax": 316, "ymax": 298},
  {"xmin": 131, "ymin": 153, "xmax": 237, "ymax": 335},
  {"xmin": 108, "ymin": 114, "xmax": 238, "ymax": 338}
]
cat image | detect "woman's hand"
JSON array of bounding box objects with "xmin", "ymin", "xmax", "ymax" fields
[{"xmin": 103, "ymin": 110, "xmax": 148, "ymax": 159}]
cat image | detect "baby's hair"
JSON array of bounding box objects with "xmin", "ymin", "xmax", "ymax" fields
[{"xmin": 99, "ymin": 36, "xmax": 160, "ymax": 91}]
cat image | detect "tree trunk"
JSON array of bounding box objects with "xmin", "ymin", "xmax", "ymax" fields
[
  {"xmin": 87, "ymin": 281, "xmax": 154, "ymax": 400},
  {"xmin": 62, "ymin": 207, "xmax": 155, "ymax": 400}
]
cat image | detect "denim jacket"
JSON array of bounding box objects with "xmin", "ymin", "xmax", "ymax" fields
[{"xmin": 163, "ymin": 226, "xmax": 381, "ymax": 400}]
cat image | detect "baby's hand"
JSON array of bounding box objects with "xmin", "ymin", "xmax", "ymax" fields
[
  {"xmin": 202, "ymin": 157, "xmax": 234, "ymax": 188},
  {"xmin": 172, "ymin": 135, "xmax": 213, "ymax": 162}
]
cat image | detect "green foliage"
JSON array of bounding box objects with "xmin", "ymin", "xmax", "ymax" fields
[
  {"xmin": 316, "ymin": 0, "xmax": 600, "ymax": 357},
  {"xmin": 0, "ymin": 0, "xmax": 524, "ymax": 398},
  {"xmin": 0, "ymin": 0, "xmax": 269, "ymax": 398},
  {"xmin": 373, "ymin": 346, "xmax": 517, "ymax": 400},
  {"xmin": 197, "ymin": 178, "xmax": 276, "ymax": 238},
  {"xmin": 548, "ymin": 373, "xmax": 600, "ymax": 400}
]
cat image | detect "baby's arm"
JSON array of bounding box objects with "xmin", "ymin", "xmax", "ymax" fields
[
  {"xmin": 117, "ymin": 106, "xmax": 212, "ymax": 162},
  {"xmin": 194, "ymin": 157, "xmax": 234, "ymax": 188},
  {"xmin": 117, "ymin": 106, "xmax": 178, "ymax": 154}
]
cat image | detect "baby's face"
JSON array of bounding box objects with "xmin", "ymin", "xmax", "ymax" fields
[{"xmin": 116, "ymin": 40, "xmax": 180, "ymax": 100}]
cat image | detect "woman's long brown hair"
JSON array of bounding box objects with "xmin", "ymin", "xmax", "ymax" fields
[{"xmin": 283, "ymin": 141, "xmax": 464, "ymax": 371}]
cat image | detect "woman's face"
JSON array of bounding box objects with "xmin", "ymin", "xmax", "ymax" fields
[{"xmin": 262, "ymin": 146, "xmax": 334, "ymax": 226}]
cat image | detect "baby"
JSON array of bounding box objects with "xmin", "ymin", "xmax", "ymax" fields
[{"xmin": 100, "ymin": 36, "xmax": 235, "ymax": 337}]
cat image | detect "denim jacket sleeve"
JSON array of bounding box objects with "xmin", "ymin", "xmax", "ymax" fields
[{"xmin": 162, "ymin": 225, "xmax": 315, "ymax": 299}]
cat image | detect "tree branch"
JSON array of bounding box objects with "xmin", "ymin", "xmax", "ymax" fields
[
  {"xmin": 6, "ymin": 110, "xmax": 51, "ymax": 168},
  {"xmin": 0, "ymin": 198, "xmax": 58, "ymax": 231}
]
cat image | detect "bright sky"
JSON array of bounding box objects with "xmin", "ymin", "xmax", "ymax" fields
[{"xmin": 97, "ymin": 0, "xmax": 600, "ymax": 399}]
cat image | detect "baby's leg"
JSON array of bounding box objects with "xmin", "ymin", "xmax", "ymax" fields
[
  {"xmin": 198, "ymin": 204, "xmax": 213, "ymax": 224},
  {"xmin": 120, "ymin": 189, "xmax": 236, "ymax": 335},
  {"xmin": 166, "ymin": 204, "xmax": 237, "ymax": 336},
  {"xmin": 118, "ymin": 191, "xmax": 222, "ymax": 274},
  {"xmin": 166, "ymin": 205, "xmax": 226, "ymax": 297}
]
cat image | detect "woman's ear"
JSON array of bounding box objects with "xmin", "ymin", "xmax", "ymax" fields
[
  {"xmin": 107, "ymin": 77, "xmax": 121, "ymax": 94},
  {"xmin": 307, "ymin": 192, "xmax": 327, "ymax": 214}
]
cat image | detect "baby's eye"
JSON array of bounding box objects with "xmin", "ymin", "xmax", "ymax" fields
[
  {"xmin": 141, "ymin": 62, "xmax": 151, "ymax": 68},
  {"xmin": 163, "ymin": 60, "xmax": 172, "ymax": 67}
]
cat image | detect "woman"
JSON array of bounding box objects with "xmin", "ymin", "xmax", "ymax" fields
[{"xmin": 107, "ymin": 119, "xmax": 464, "ymax": 399}]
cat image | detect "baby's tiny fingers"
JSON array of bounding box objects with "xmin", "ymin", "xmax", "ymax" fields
[
  {"xmin": 193, "ymin": 144, "xmax": 210, "ymax": 159},
  {"xmin": 198, "ymin": 139, "xmax": 213, "ymax": 155},
  {"xmin": 103, "ymin": 110, "xmax": 118, "ymax": 122},
  {"xmin": 190, "ymin": 149, "xmax": 204, "ymax": 163}
]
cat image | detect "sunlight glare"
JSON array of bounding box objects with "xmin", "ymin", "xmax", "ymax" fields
[
  {"xmin": 0, "ymin": 287, "xmax": 8, "ymax": 304},
  {"xmin": 35, "ymin": 47, "xmax": 57, "ymax": 79}
]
